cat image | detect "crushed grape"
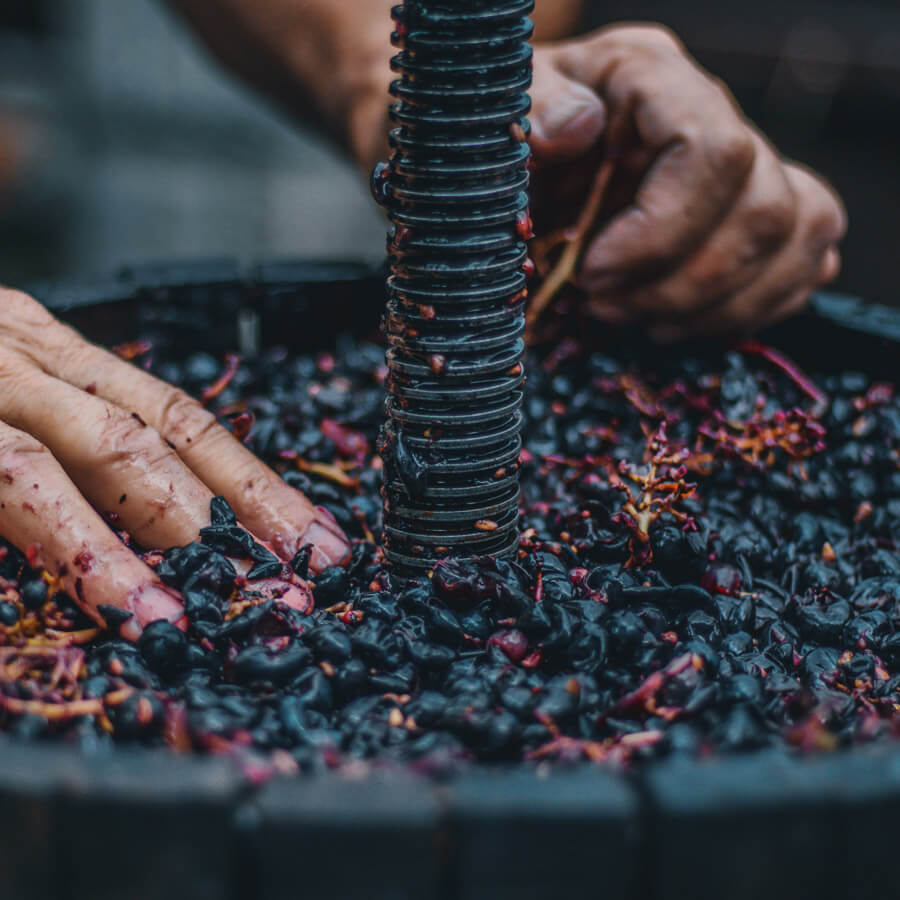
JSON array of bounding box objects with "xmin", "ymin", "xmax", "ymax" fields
[{"xmin": 0, "ymin": 336, "xmax": 898, "ymax": 777}]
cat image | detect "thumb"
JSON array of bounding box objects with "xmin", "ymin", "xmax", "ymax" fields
[{"xmin": 529, "ymin": 54, "xmax": 606, "ymax": 166}]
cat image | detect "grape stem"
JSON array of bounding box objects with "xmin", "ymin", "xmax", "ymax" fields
[{"xmin": 525, "ymin": 155, "xmax": 617, "ymax": 339}]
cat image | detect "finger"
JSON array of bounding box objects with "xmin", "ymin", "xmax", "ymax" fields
[
  {"xmin": 784, "ymin": 162, "xmax": 847, "ymax": 249},
  {"xmin": 4, "ymin": 304, "xmax": 350, "ymax": 572},
  {"xmin": 646, "ymin": 164, "xmax": 845, "ymax": 342},
  {"xmin": 758, "ymin": 247, "xmax": 841, "ymax": 332},
  {"xmin": 646, "ymin": 285, "xmax": 809, "ymax": 345},
  {"xmin": 583, "ymin": 131, "xmax": 796, "ymax": 317},
  {"xmin": 818, "ymin": 245, "xmax": 842, "ymax": 284},
  {"xmin": 647, "ymin": 251, "xmax": 827, "ymax": 344},
  {"xmin": 0, "ymin": 364, "xmax": 213, "ymax": 550},
  {"xmin": 762, "ymin": 287, "xmax": 816, "ymax": 330},
  {"xmin": 111, "ymin": 371, "xmax": 350, "ymax": 572},
  {"xmin": 0, "ymin": 418, "xmax": 182, "ymax": 641},
  {"xmin": 530, "ymin": 48, "xmax": 606, "ymax": 166},
  {"xmin": 573, "ymin": 46, "xmax": 756, "ymax": 284},
  {"xmin": 580, "ymin": 123, "xmax": 755, "ymax": 285},
  {"xmin": 585, "ymin": 299, "xmax": 636, "ymax": 325}
]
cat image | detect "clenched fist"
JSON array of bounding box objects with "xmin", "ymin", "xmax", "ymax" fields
[{"xmin": 528, "ymin": 24, "xmax": 847, "ymax": 340}]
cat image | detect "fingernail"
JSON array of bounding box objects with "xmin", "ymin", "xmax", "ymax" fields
[
  {"xmin": 251, "ymin": 579, "xmax": 314, "ymax": 615},
  {"xmin": 313, "ymin": 506, "xmax": 351, "ymax": 544},
  {"xmin": 315, "ymin": 505, "xmax": 341, "ymax": 530},
  {"xmin": 532, "ymin": 84, "xmax": 605, "ymax": 143},
  {"xmin": 128, "ymin": 584, "xmax": 185, "ymax": 630},
  {"xmin": 304, "ymin": 521, "xmax": 351, "ymax": 573}
]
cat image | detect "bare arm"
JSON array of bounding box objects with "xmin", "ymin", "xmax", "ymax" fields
[
  {"xmin": 165, "ymin": 0, "xmax": 394, "ymax": 166},
  {"xmin": 166, "ymin": 0, "xmax": 586, "ymax": 168},
  {"xmin": 166, "ymin": 1, "xmax": 844, "ymax": 339}
]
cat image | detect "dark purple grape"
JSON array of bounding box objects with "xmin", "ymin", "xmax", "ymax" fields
[
  {"xmin": 304, "ymin": 624, "xmax": 352, "ymax": 663},
  {"xmin": 138, "ymin": 620, "xmax": 188, "ymax": 678},
  {"xmin": 0, "ymin": 601, "xmax": 19, "ymax": 626},
  {"xmin": 313, "ymin": 567, "xmax": 351, "ymax": 605},
  {"xmin": 20, "ymin": 578, "xmax": 48, "ymax": 611},
  {"xmin": 232, "ymin": 644, "xmax": 311, "ymax": 685}
]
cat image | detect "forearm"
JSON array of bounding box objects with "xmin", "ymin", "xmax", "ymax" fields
[
  {"xmin": 166, "ymin": 0, "xmax": 395, "ymax": 165},
  {"xmin": 167, "ymin": 0, "xmax": 588, "ymax": 170}
]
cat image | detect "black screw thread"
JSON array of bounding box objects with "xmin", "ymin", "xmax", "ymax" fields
[{"xmin": 373, "ymin": 0, "xmax": 534, "ymax": 571}]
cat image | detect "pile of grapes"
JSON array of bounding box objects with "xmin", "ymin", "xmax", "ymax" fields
[{"xmin": 0, "ymin": 331, "xmax": 897, "ymax": 777}]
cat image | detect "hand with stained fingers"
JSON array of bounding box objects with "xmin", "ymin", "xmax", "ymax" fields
[
  {"xmin": 0, "ymin": 289, "xmax": 350, "ymax": 641},
  {"xmin": 527, "ymin": 24, "xmax": 847, "ymax": 340}
]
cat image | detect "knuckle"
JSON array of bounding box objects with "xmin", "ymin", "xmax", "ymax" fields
[
  {"xmin": 0, "ymin": 290, "xmax": 77, "ymax": 366},
  {"xmin": 630, "ymin": 23, "xmax": 683, "ymax": 54},
  {"xmin": 634, "ymin": 226, "xmax": 685, "ymax": 270},
  {"xmin": 156, "ymin": 387, "xmax": 219, "ymax": 451},
  {"xmin": 0, "ymin": 349, "xmax": 22, "ymax": 381},
  {"xmin": 706, "ymin": 127, "xmax": 755, "ymax": 182},
  {"xmin": 100, "ymin": 410, "xmax": 173, "ymax": 469},
  {"xmin": 234, "ymin": 460, "xmax": 272, "ymax": 502},
  {"xmin": 0, "ymin": 425, "xmax": 48, "ymax": 479},
  {"xmin": 746, "ymin": 193, "xmax": 797, "ymax": 252},
  {"xmin": 0, "ymin": 289, "xmax": 53, "ymax": 332},
  {"xmin": 0, "ymin": 349, "xmax": 42, "ymax": 395},
  {"xmin": 52, "ymin": 339, "xmax": 96, "ymax": 377},
  {"xmin": 231, "ymin": 463, "xmax": 286, "ymax": 517},
  {"xmin": 1, "ymin": 288, "xmax": 37, "ymax": 318}
]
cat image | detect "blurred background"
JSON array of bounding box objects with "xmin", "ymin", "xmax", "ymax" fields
[
  {"xmin": 0, "ymin": 0, "xmax": 386, "ymax": 284},
  {"xmin": 0, "ymin": 0, "xmax": 897, "ymax": 304}
]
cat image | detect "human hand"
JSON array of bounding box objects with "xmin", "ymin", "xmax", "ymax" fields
[
  {"xmin": 0, "ymin": 290, "xmax": 350, "ymax": 640},
  {"xmin": 528, "ymin": 24, "xmax": 847, "ymax": 341}
]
